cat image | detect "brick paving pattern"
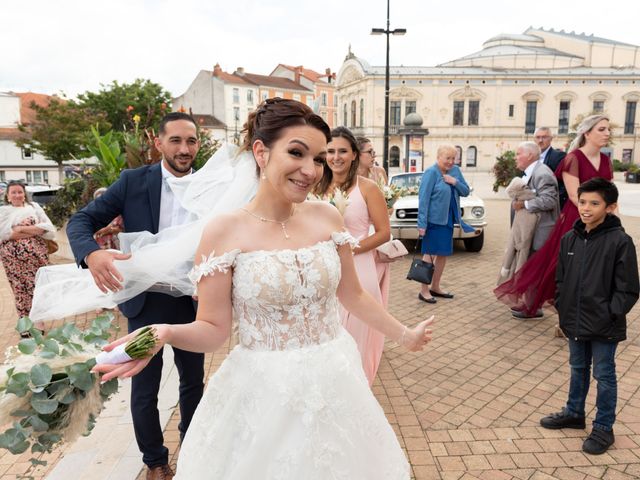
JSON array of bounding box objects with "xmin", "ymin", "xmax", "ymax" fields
[{"xmin": 1, "ymin": 199, "xmax": 639, "ymax": 479}]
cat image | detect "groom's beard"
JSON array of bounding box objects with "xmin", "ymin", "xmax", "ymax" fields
[{"xmin": 165, "ymin": 154, "xmax": 194, "ymax": 174}]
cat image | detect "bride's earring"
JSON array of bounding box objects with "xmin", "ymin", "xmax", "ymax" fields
[{"xmin": 261, "ymin": 169, "xmax": 267, "ymax": 180}]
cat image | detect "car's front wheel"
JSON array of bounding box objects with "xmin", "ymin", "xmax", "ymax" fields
[{"xmin": 463, "ymin": 231, "xmax": 484, "ymax": 252}]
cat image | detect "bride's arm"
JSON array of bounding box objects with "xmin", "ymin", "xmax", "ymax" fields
[
  {"xmin": 93, "ymin": 218, "xmax": 236, "ymax": 380},
  {"xmin": 326, "ymin": 204, "xmax": 432, "ymax": 350},
  {"xmin": 156, "ymin": 218, "xmax": 236, "ymax": 352}
]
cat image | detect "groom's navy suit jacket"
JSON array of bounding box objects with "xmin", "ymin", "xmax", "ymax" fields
[{"xmin": 67, "ymin": 163, "xmax": 166, "ymax": 319}]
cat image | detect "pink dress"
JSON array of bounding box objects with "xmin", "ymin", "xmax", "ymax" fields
[
  {"xmin": 341, "ymin": 180, "xmax": 385, "ymax": 386},
  {"xmin": 374, "ymin": 254, "xmax": 390, "ymax": 309}
]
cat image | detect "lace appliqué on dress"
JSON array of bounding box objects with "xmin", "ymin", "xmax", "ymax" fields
[
  {"xmin": 188, "ymin": 249, "xmax": 241, "ymax": 284},
  {"xmin": 331, "ymin": 231, "xmax": 359, "ymax": 249}
]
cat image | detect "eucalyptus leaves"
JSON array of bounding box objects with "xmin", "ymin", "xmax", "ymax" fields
[{"xmin": 0, "ymin": 314, "xmax": 119, "ymax": 469}]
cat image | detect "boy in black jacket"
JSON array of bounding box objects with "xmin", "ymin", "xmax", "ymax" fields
[{"xmin": 540, "ymin": 178, "xmax": 639, "ymax": 454}]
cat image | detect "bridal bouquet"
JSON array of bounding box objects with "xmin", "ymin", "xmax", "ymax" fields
[
  {"xmin": 307, "ymin": 189, "xmax": 350, "ymax": 216},
  {"xmin": 0, "ymin": 315, "xmax": 157, "ymax": 468},
  {"xmin": 379, "ymin": 183, "xmax": 406, "ymax": 210}
]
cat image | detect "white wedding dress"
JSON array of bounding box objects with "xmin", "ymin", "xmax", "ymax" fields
[{"xmin": 177, "ymin": 232, "xmax": 410, "ymax": 479}]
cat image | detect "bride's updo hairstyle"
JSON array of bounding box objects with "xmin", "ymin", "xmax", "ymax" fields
[
  {"xmin": 242, "ymin": 98, "xmax": 331, "ymax": 176},
  {"xmin": 314, "ymin": 126, "xmax": 360, "ymax": 196},
  {"xmin": 569, "ymin": 114, "xmax": 609, "ymax": 151}
]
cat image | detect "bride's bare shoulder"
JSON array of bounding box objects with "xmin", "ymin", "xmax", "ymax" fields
[
  {"xmin": 300, "ymin": 201, "xmax": 344, "ymax": 230},
  {"xmin": 198, "ymin": 210, "xmax": 249, "ymax": 252}
]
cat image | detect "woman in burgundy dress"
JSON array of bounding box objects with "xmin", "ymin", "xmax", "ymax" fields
[{"xmin": 495, "ymin": 115, "xmax": 613, "ymax": 320}]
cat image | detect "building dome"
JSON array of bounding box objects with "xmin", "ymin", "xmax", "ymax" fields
[{"xmin": 403, "ymin": 112, "xmax": 423, "ymax": 126}]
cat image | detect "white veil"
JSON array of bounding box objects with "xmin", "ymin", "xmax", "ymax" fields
[{"xmin": 29, "ymin": 143, "xmax": 258, "ymax": 323}]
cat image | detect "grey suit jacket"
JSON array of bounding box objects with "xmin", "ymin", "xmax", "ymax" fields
[{"xmin": 525, "ymin": 162, "xmax": 559, "ymax": 251}]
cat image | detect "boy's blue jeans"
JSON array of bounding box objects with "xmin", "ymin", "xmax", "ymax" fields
[{"xmin": 566, "ymin": 339, "xmax": 618, "ymax": 432}]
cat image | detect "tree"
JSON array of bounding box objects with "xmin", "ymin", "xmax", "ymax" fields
[
  {"xmin": 16, "ymin": 98, "xmax": 109, "ymax": 181},
  {"xmin": 85, "ymin": 126, "xmax": 127, "ymax": 188},
  {"xmin": 77, "ymin": 79, "xmax": 171, "ymax": 133},
  {"xmin": 193, "ymin": 129, "xmax": 221, "ymax": 170}
]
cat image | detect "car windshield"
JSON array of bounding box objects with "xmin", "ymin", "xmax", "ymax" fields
[{"xmin": 390, "ymin": 174, "xmax": 421, "ymax": 190}]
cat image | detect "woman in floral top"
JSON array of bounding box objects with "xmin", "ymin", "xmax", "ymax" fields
[{"xmin": 0, "ymin": 181, "xmax": 56, "ymax": 333}]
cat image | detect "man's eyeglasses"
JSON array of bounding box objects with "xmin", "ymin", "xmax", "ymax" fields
[{"xmin": 362, "ymin": 149, "xmax": 376, "ymax": 156}]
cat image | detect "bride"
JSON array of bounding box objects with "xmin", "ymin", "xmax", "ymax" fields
[{"xmin": 93, "ymin": 98, "xmax": 433, "ymax": 479}]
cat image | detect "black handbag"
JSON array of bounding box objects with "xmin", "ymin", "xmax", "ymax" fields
[{"xmin": 406, "ymin": 238, "xmax": 434, "ymax": 284}]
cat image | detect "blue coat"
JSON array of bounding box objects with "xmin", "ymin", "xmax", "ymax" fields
[
  {"xmin": 67, "ymin": 163, "xmax": 164, "ymax": 318},
  {"xmin": 417, "ymin": 164, "xmax": 470, "ymax": 229}
]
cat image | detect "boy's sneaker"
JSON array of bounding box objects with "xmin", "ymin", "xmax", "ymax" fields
[
  {"xmin": 582, "ymin": 429, "xmax": 614, "ymax": 455},
  {"xmin": 540, "ymin": 408, "xmax": 586, "ymax": 429}
]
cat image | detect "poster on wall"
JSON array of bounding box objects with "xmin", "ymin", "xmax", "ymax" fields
[{"xmin": 408, "ymin": 135, "xmax": 423, "ymax": 172}]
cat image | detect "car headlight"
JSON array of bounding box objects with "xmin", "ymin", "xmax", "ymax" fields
[
  {"xmin": 471, "ymin": 207, "xmax": 484, "ymax": 218},
  {"xmin": 396, "ymin": 209, "xmax": 406, "ymax": 219}
]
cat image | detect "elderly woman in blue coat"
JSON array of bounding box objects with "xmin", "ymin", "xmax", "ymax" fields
[{"xmin": 417, "ymin": 145, "xmax": 471, "ymax": 303}]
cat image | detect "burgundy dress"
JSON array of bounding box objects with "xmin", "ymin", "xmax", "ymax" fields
[{"xmin": 494, "ymin": 150, "xmax": 613, "ymax": 315}]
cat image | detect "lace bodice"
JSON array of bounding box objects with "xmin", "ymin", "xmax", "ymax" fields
[{"xmin": 189, "ymin": 232, "xmax": 357, "ymax": 351}]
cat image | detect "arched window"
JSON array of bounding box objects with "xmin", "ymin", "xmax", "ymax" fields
[
  {"xmin": 455, "ymin": 146, "xmax": 463, "ymax": 166},
  {"xmin": 351, "ymin": 100, "xmax": 357, "ymax": 127},
  {"xmin": 466, "ymin": 146, "xmax": 477, "ymax": 167},
  {"xmin": 343, "ymin": 104, "xmax": 347, "ymax": 126},
  {"xmin": 390, "ymin": 145, "xmax": 400, "ymax": 168},
  {"xmin": 359, "ymin": 99, "xmax": 364, "ymax": 127}
]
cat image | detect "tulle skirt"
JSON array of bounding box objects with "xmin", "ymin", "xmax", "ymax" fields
[{"xmin": 175, "ymin": 329, "xmax": 410, "ymax": 480}]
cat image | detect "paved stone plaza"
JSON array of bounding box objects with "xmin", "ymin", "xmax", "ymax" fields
[{"xmin": 0, "ymin": 197, "xmax": 639, "ymax": 479}]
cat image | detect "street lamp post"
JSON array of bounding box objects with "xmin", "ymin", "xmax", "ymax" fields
[{"xmin": 371, "ymin": 0, "xmax": 406, "ymax": 176}]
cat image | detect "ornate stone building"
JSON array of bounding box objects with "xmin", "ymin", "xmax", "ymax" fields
[{"xmin": 336, "ymin": 28, "xmax": 640, "ymax": 171}]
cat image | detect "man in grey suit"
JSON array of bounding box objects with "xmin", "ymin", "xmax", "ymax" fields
[{"xmin": 510, "ymin": 141, "xmax": 559, "ymax": 318}]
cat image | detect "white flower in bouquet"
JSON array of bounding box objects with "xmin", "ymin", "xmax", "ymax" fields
[
  {"xmin": 331, "ymin": 188, "xmax": 350, "ymax": 216},
  {"xmin": 0, "ymin": 315, "xmax": 157, "ymax": 471},
  {"xmin": 380, "ymin": 183, "xmax": 406, "ymax": 209},
  {"xmin": 307, "ymin": 189, "xmax": 350, "ymax": 216}
]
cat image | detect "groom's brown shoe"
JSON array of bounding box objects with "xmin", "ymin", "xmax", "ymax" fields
[{"xmin": 146, "ymin": 464, "xmax": 174, "ymax": 480}]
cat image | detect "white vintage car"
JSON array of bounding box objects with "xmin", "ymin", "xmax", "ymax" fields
[{"xmin": 389, "ymin": 172, "xmax": 487, "ymax": 252}]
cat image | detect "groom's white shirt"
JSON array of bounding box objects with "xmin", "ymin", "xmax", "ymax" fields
[
  {"xmin": 522, "ymin": 160, "xmax": 538, "ymax": 210},
  {"xmin": 159, "ymin": 162, "xmax": 193, "ymax": 231}
]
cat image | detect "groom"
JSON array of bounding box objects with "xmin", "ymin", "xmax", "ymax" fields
[{"xmin": 67, "ymin": 112, "xmax": 204, "ymax": 480}]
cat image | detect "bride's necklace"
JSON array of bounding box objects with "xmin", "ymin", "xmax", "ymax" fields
[{"xmin": 241, "ymin": 206, "xmax": 295, "ymax": 240}]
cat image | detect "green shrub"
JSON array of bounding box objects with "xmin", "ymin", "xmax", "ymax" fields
[
  {"xmin": 612, "ymin": 159, "xmax": 630, "ymax": 172},
  {"xmin": 44, "ymin": 178, "xmax": 86, "ymax": 228}
]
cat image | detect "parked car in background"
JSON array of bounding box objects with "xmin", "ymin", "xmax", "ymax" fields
[
  {"xmin": 25, "ymin": 185, "xmax": 62, "ymax": 206},
  {"xmin": 389, "ymin": 172, "xmax": 487, "ymax": 252}
]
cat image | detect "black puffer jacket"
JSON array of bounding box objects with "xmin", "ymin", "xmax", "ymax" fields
[{"xmin": 556, "ymin": 214, "xmax": 639, "ymax": 342}]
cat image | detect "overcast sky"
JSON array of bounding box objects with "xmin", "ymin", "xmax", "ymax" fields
[{"xmin": 3, "ymin": 0, "xmax": 639, "ymax": 99}]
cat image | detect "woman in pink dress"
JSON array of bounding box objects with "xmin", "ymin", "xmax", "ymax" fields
[
  {"xmin": 314, "ymin": 127, "xmax": 391, "ymax": 385},
  {"xmin": 357, "ymin": 136, "xmax": 391, "ymax": 309},
  {"xmin": 495, "ymin": 115, "xmax": 613, "ymax": 319}
]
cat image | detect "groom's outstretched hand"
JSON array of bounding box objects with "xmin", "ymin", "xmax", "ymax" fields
[{"xmin": 86, "ymin": 249, "xmax": 132, "ymax": 293}]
